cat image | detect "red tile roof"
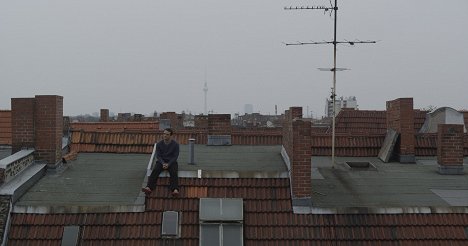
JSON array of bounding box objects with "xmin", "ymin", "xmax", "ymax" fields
[
  {"xmin": 333, "ymin": 109, "xmax": 428, "ymax": 135},
  {"xmin": 70, "ymin": 128, "xmax": 282, "ymax": 154},
  {"xmin": 334, "ymin": 109, "xmax": 387, "ymax": 134},
  {"xmin": 311, "ymin": 134, "xmax": 386, "ymax": 156},
  {"xmin": 413, "ymin": 110, "xmax": 428, "ymax": 131},
  {"xmin": 8, "ymin": 178, "xmax": 468, "ymax": 245},
  {"xmin": 313, "ymin": 109, "xmax": 468, "ymax": 157},
  {"xmin": 68, "ymin": 109, "xmax": 465, "ymax": 156},
  {"xmin": 71, "ymin": 122, "xmax": 159, "ymax": 132},
  {"xmin": 415, "ymin": 133, "xmax": 437, "ymax": 156}
]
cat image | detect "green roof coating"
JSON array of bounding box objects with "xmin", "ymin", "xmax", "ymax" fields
[
  {"xmin": 14, "ymin": 145, "xmax": 286, "ymax": 211},
  {"xmin": 15, "ymin": 153, "xmax": 150, "ymax": 210},
  {"xmin": 310, "ymin": 156, "xmax": 468, "ymax": 210},
  {"xmin": 0, "ymin": 148, "xmax": 11, "ymax": 160}
]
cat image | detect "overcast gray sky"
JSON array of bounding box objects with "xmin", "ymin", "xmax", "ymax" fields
[{"xmin": 1, "ymin": 0, "xmax": 467, "ymax": 117}]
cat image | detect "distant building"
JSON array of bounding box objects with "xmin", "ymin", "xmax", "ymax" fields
[
  {"xmin": 232, "ymin": 113, "xmax": 284, "ymax": 128},
  {"xmin": 244, "ymin": 104, "xmax": 253, "ymax": 114},
  {"xmin": 117, "ymin": 113, "xmax": 132, "ymax": 121},
  {"xmin": 325, "ymin": 96, "xmax": 358, "ymax": 117}
]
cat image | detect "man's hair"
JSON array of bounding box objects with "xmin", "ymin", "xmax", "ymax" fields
[{"xmin": 164, "ymin": 128, "xmax": 174, "ymax": 135}]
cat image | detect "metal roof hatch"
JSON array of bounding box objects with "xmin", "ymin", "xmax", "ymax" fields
[{"xmin": 162, "ymin": 211, "xmax": 180, "ymax": 238}]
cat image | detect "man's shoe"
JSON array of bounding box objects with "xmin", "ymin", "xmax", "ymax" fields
[
  {"xmin": 142, "ymin": 187, "xmax": 152, "ymax": 195},
  {"xmin": 171, "ymin": 189, "xmax": 179, "ymax": 197}
]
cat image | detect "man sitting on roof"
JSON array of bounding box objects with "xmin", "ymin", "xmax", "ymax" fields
[{"xmin": 142, "ymin": 128, "xmax": 180, "ymax": 196}]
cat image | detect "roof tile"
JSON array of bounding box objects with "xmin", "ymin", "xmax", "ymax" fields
[{"xmin": 9, "ymin": 178, "xmax": 468, "ymax": 245}]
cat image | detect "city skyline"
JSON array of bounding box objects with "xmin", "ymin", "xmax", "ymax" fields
[{"xmin": 1, "ymin": 0, "xmax": 467, "ymax": 116}]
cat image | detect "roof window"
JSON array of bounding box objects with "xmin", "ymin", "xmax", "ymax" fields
[
  {"xmin": 200, "ymin": 198, "xmax": 243, "ymax": 221},
  {"xmin": 61, "ymin": 226, "xmax": 80, "ymax": 246},
  {"xmin": 199, "ymin": 198, "xmax": 243, "ymax": 246}
]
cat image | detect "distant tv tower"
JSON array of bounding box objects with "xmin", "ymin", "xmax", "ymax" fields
[{"xmin": 203, "ymin": 69, "xmax": 208, "ymax": 115}]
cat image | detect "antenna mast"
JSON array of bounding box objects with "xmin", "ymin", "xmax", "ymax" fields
[
  {"xmin": 203, "ymin": 68, "xmax": 208, "ymax": 115},
  {"xmin": 284, "ymin": 0, "xmax": 376, "ymax": 168}
]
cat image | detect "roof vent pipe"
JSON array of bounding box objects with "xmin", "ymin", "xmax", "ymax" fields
[{"xmin": 188, "ymin": 138, "xmax": 195, "ymax": 165}]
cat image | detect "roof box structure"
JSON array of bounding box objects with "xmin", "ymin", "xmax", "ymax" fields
[{"xmin": 419, "ymin": 107, "xmax": 466, "ymax": 133}]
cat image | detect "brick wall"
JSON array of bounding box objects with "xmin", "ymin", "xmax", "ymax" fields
[
  {"xmin": 100, "ymin": 109, "xmax": 109, "ymax": 122},
  {"xmin": 437, "ymin": 124, "xmax": 464, "ymax": 166},
  {"xmin": 0, "ymin": 110, "xmax": 12, "ymax": 145},
  {"xmin": 291, "ymin": 119, "xmax": 312, "ymax": 198},
  {"xmin": 282, "ymin": 109, "xmax": 293, "ymax": 158},
  {"xmin": 11, "ymin": 98, "xmax": 35, "ymax": 153},
  {"xmin": 194, "ymin": 115, "xmax": 208, "ymax": 129},
  {"xmin": 207, "ymin": 114, "xmax": 232, "ymax": 145},
  {"xmin": 11, "ymin": 95, "xmax": 63, "ymax": 166},
  {"xmin": 160, "ymin": 112, "xmax": 184, "ymax": 130},
  {"xmin": 208, "ymin": 114, "xmax": 231, "ymax": 135},
  {"xmin": 282, "ymin": 107, "xmax": 302, "ymax": 158},
  {"xmin": 462, "ymin": 111, "xmax": 468, "ymax": 127},
  {"xmin": 34, "ymin": 95, "xmax": 63, "ymax": 165},
  {"xmin": 282, "ymin": 107, "xmax": 312, "ymax": 198},
  {"xmin": 63, "ymin": 116, "xmax": 70, "ymax": 136},
  {"xmin": 386, "ymin": 98, "xmax": 415, "ymax": 163}
]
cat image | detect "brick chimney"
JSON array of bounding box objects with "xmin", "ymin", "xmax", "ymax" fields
[
  {"xmin": 194, "ymin": 115, "xmax": 208, "ymax": 129},
  {"xmin": 100, "ymin": 109, "xmax": 109, "ymax": 122},
  {"xmin": 207, "ymin": 114, "xmax": 232, "ymax": 145},
  {"xmin": 11, "ymin": 95, "xmax": 64, "ymax": 167},
  {"xmin": 386, "ymin": 98, "xmax": 415, "ymax": 163},
  {"xmin": 437, "ymin": 124, "xmax": 464, "ymax": 175},
  {"xmin": 11, "ymin": 98, "xmax": 35, "ymax": 152},
  {"xmin": 63, "ymin": 116, "xmax": 70, "ymax": 137},
  {"xmin": 160, "ymin": 112, "xmax": 180, "ymax": 129},
  {"xmin": 282, "ymin": 107, "xmax": 312, "ymax": 198},
  {"xmin": 0, "ymin": 110, "xmax": 12, "ymax": 145}
]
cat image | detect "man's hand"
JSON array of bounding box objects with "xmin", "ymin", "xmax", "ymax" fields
[{"xmin": 163, "ymin": 163, "xmax": 169, "ymax": 169}]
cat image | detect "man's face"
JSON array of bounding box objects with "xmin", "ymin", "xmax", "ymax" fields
[{"xmin": 163, "ymin": 130, "xmax": 171, "ymax": 141}]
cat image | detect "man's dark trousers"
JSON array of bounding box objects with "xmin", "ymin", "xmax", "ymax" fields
[{"xmin": 147, "ymin": 161, "xmax": 179, "ymax": 191}]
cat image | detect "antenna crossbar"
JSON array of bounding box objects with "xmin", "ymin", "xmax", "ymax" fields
[
  {"xmin": 284, "ymin": 6, "xmax": 334, "ymax": 11},
  {"xmin": 284, "ymin": 40, "xmax": 376, "ymax": 46}
]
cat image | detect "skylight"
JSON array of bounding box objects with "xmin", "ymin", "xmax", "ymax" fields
[
  {"xmin": 199, "ymin": 198, "xmax": 243, "ymax": 221},
  {"xmin": 61, "ymin": 226, "xmax": 80, "ymax": 246},
  {"xmin": 345, "ymin": 161, "xmax": 377, "ymax": 170},
  {"xmin": 199, "ymin": 198, "xmax": 243, "ymax": 246},
  {"xmin": 200, "ymin": 223, "xmax": 243, "ymax": 246}
]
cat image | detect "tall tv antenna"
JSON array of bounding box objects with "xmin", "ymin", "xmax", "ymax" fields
[
  {"xmin": 284, "ymin": 0, "xmax": 376, "ymax": 168},
  {"xmin": 203, "ymin": 68, "xmax": 208, "ymax": 115}
]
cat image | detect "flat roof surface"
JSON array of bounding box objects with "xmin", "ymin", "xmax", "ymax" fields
[
  {"xmin": 178, "ymin": 145, "xmax": 285, "ymax": 172},
  {"xmin": 311, "ymin": 156, "xmax": 468, "ymax": 209},
  {"xmin": 19, "ymin": 143, "xmax": 468, "ymax": 212},
  {"xmin": 15, "ymin": 145, "xmax": 286, "ymax": 209},
  {"xmin": 15, "ymin": 153, "xmax": 150, "ymax": 209}
]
